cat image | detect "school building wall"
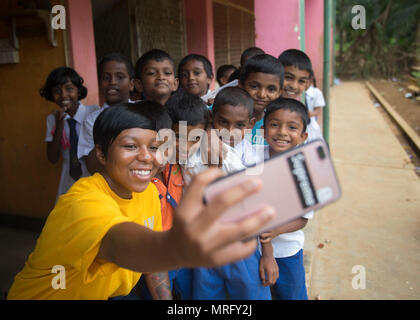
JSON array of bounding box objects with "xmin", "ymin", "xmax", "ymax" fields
[
  {"xmin": 254, "ymin": 0, "xmax": 325, "ymax": 89},
  {"xmin": 0, "ymin": 0, "xmax": 69, "ymax": 218}
]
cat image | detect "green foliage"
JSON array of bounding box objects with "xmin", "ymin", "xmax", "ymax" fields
[
  {"xmin": 336, "ymin": 0, "xmax": 420, "ymax": 79},
  {"xmin": 412, "ymin": 71, "xmax": 420, "ymax": 80}
]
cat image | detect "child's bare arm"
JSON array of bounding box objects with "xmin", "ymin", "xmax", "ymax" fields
[
  {"xmin": 309, "ymin": 107, "xmax": 322, "ymax": 118},
  {"xmin": 46, "ymin": 110, "xmax": 65, "ymax": 164},
  {"xmin": 259, "ymin": 218, "xmax": 308, "ymax": 244},
  {"xmin": 259, "ymin": 241, "xmax": 279, "ymax": 286},
  {"xmin": 143, "ymin": 272, "xmax": 172, "ymax": 300}
]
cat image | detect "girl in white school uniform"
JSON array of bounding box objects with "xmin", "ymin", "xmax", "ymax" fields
[{"xmin": 41, "ymin": 67, "xmax": 99, "ymax": 200}]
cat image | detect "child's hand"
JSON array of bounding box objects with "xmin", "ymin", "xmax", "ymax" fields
[
  {"xmin": 259, "ymin": 253, "xmax": 279, "ymax": 286},
  {"xmin": 54, "ymin": 109, "xmax": 67, "ymax": 125},
  {"xmin": 259, "ymin": 231, "xmax": 276, "ymax": 244}
]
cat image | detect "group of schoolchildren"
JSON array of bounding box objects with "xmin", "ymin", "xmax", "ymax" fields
[{"xmin": 39, "ymin": 46, "xmax": 326, "ymax": 300}]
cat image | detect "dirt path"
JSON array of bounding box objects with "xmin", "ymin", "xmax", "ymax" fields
[{"xmin": 306, "ymin": 81, "xmax": 420, "ymax": 299}]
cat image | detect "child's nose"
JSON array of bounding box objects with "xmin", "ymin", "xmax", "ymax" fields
[
  {"xmin": 279, "ymin": 125, "xmax": 288, "ymax": 135},
  {"xmin": 59, "ymin": 87, "xmax": 68, "ymax": 98},
  {"xmin": 257, "ymin": 88, "xmax": 267, "ymax": 98},
  {"xmin": 288, "ymin": 80, "xmax": 298, "ymax": 89},
  {"xmin": 156, "ymin": 71, "xmax": 164, "ymax": 80},
  {"xmin": 109, "ymin": 75, "xmax": 118, "ymax": 85}
]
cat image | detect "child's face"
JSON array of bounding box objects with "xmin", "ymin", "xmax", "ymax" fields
[
  {"xmin": 239, "ymin": 72, "xmax": 282, "ymax": 116},
  {"xmin": 179, "ymin": 60, "xmax": 212, "ymax": 97},
  {"xmin": 212, "ymin": 104, "xmax": 255, "ymax": 147},
  {"xmin": 173, "ymin": 123, "xmax": 206, "ymax": 161},
  {"xmin": 135, "ymin": 59, "xmax": 178, "ymax": 102},
  {"xmin": 282, "ymin": 66, "xmax": 310, "ymax": 100},
  {"xmin": 51, "ymin": 79, "xmax": 79, "ymax": 114},
  {"xmin": 97, "ymin": 128, "xmax": 163, "ymax": 199},
  {"xmin": 220, "ymin": 69, "xmax": 235, "ymax": 86},
  {"xmin": 263, "ymin": 109, "xmax": 307, "ymax": 155},
  {"xmin": 100, "ymin": 61, "xmax": 134, "ymax": 105}
]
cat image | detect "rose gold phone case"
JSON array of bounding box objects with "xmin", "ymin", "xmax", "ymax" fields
[{"xmin": 203, "ymin": 139, "xmax": 341, "ymax": 236}]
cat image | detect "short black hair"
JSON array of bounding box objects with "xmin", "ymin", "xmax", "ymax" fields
[
  {"xmin": 264, "ymin": 98, "xmax": 310, "ymax": 133},
  {"xmin": 134, "ymin": 49, "xmax": 175, "ymax": 80},
  {"xmin": 278, "ymin": 49, "xmax": 313, "ymax": 75},
  {"xmin": 239, "ymin": 54, "xmax": 284, "ymax": 88},
  {"xmin": 166, "ymin": 89, "xmax": 209, "ymax": 128},
  {"xmin": 178, "ymin": 54, "xmax": 214, "ymax": 79},
  {"xmin": 93, "ymin": 101, "xmax": 172, "ymax": 156},
  {"xmin": 240, "ymin": 47, "xmax": 265, "ymax": 66},
  {"xmin": 216, "ymin": 64, "xmax": 237, "ymax": 86},
  {"xmin": 40, "ymin": 67, "xmax": 88, "ymax": 102},
  {"xmin": 98, "ymin": 53, "xmax": 135, "ymax": 80},
  {"xmin": 212, "ymin": 87, "xmax": 254, "ymax": 119}
]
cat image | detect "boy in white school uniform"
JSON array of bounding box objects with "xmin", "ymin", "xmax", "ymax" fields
[
  {"xmin": 78, "ymin": 54, "xmax": 135, "ymax": 174},
  {"xmin": 260, "ymin": 98, "xmax": 312, "ymax": 300}
]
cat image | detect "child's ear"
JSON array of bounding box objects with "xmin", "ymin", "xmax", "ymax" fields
[
  {"xmin": 276, "ymin": 88, "xmax": 283, "ymax": 99},
  {"xmin": 301, "ymin": 131, "xmax": 308, "ymax": 143},
  {"xmin": 172, "ymin": 77, "xmax": 179, "ymax": 92},
  {"xmin": 261, "ymin": 125, "xmax": 266, "ymax": 138},
  {"xmin": 249, "ymin": 117, "xmax": 257, "ymax": 128},
  {"xmin": 95, "ymin": 145, "xmax": 107, "ymax": 166},
  {"xmin": 129, "ymin": 78, "xmax": 135, "ymax": 92},
  {"xmin": 133, "ymin": 78, "xmax": 143, "ymax": 93}
]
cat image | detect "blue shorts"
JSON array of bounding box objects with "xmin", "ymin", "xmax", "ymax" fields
[
  {"xmin": 272, "ymin": 249, "xmax": 308, "ymax": 300},
  {"xmin": 169, "ymin": 268, "xmax": 193, "ymax": 299},
  {"xmin": 137, "ymin": 268, "xmax": 193, "ymax": 300},
  {"xmin": 192, "ymin": 249, "xmax": 271, "ymax": 300}
]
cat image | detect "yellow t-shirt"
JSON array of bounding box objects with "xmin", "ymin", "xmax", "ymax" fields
[{"xmin": 7, "ymin": 173, "xmax": 162, "ymax": 300}]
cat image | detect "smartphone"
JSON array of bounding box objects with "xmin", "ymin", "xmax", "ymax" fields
[{"xmin": 203, "ymin": 139, "xmax": 341, "ymax": 236}]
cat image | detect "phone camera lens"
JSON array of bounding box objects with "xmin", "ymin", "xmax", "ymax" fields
[{"xmin": 317, "ymin": 146, "xmax": 326, "ymax": 159}]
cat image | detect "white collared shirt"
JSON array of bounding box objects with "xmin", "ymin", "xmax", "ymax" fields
[
  {"xmin": 259, "ymin": 145, "xmax": 314, "ymax": 258},
  {"xmin": 180, "ymin": 143, "xmax": 245, "ymax": 186},
  {"xmin": 45, "ymin": 102, "xmax": 100, "ymax": 199},
  {"xmin": 234, "ymin": 136, "xmax": 265, "ymax": 167},
  {"xmin": 77, "ymin": 103, "xmax": 109, "ymax": 160},
  {"xmin": 77, "ymin": 100, "xmax": 137, "ymax": 160}
]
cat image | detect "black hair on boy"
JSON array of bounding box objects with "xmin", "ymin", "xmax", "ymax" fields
[
  {"xmin": 240, "ymin": 47, "xmax": 265, "ymax": 67},
  {"xmin": 216, "ymin": 64, "xmax": 237, "ymax": 86},
  {"xmin": 165, "ymin": 89, "xmax": 209, "ymax": 129},
  {"xmin": 40, "ymin": 67, "xmax": 88, "ymax": 102},
  {"xmin": 239, "ymin": 54, "xmax": 284, "ymax": 88},
  {"xmin": 98, "ymin": 53, "xmax": 135, "ymax": 79},
  {"xmin": 134, "ymin": 49, "xmax": 175, "ymax": 80},
  {"xmin": 212, "ymin": 87, "xmax": 254, "ymax": 119},
  {"xmin": 264, "ymin": 97, "xmax": 310, "ymax": 132},
  {"xmin": 278, "ymin": 49, "xmax": 313, "ymax": 75},
  {"xmin": 178, "ymin": 54, "xmax": 214, "ymax": 79},
  {"xmin": 93, "ymin": 101, "xmax": 172, "ymax": 156}
]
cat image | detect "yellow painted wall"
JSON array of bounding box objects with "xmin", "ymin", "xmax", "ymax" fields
[{"xmin": 0, "ymin": 1, "xmax": 68, "ymax": 218}]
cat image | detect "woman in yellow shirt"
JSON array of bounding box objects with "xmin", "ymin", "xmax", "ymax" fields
[{"xmin": 8, "ymin": 101, "xmax": 275, "ymax": 300}]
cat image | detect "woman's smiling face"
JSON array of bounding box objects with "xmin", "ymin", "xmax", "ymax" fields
[{"xmin": 97, "ymin": 128, "xmax": 163, "ymax": 199}]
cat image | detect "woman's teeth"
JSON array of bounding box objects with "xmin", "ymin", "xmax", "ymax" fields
[{"xmin": 132, "ymin": 170, "xmax": 151, "ymax": 176}]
